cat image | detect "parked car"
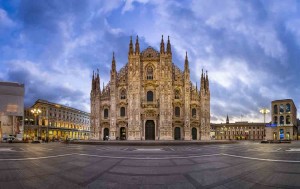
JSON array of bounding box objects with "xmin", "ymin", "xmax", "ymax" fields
[{"xmin": 7, "ymin": 136, "xmax": 15, "ymax": 143}]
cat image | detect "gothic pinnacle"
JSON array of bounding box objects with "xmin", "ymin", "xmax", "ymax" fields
[
  {"xmin": 135, "ymin": 35, "xmax": 140, "ymax": 54},
  {"xmin": 160, "ymin": 35, "xmax": 165, "ymax": 54},
  {"xmin": 129, "ymin": 36, "xmax": 134, "ymax": 55},
  {"xmin": 184, "ymin": 51, "xmax": 189, "ymax": 70},
  {"xmin": 112, "ymin": 52, "xmax": 116, "ymax": 72},
  {"xmin": 167, "ymin": 35, "xmax": 172, "ymax": 54},
  {"xmin": 206, "ymin": 70, "xmax": 209, "ymax": 90}
]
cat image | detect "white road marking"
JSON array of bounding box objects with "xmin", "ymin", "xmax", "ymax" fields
[
  {"xmin": 135, "ymin": 148, "xmax": 162, "ymax": 151},
  {"xmin": 0, "ymin": 153, "xmax": 76, "ymax": 161},
  {"xmin": 76, "ymin": 153, "xmax": 222, "ymax": 160},
  {"xmin": 222, "ymin": 153, "xmax": 300, "ymax": 163},
  {"xmin": 286, "ymin": 148, "xmax": 300, "ymax": 152},
  {"xmin": 0, "ymin": 148, "xmax": 14, "ymax": 152}
]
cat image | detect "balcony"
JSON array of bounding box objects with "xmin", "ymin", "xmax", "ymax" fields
[{"xmin": 141, "ymin": 101, "xmax": 159, "ymax": 108}]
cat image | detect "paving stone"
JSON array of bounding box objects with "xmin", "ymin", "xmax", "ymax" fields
[{"xmin": 119, "ymin": 159, "xmax": 174, "ymax": 167}]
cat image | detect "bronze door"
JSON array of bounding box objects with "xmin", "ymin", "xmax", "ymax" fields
[
  {"xmin": 120, "ymin": 127, "xmax": 126, "ymax": 140},
  {"xmin": 174, "ymin": 127, "xmax": 181, "ymax": 140},
  {"xmin": 192, "ymin": 127, "xmax": 197, "ymax": 140},
  {"xmin": 145, "ymin": 120, "xmax": 155, "ymax": 140},
  {"xmin": 103, "ymin": 128, "xmax": 109, "ymax": 140}
]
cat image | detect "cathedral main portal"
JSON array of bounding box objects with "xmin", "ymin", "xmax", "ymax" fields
[{"xmin": 145, "ymin": 120, "xmax": 155, "ymax": 140}]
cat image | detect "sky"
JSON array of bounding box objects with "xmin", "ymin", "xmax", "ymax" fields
[{"xmin": 1, "ymin": 0, "xmax": 300, "ymax": 123}]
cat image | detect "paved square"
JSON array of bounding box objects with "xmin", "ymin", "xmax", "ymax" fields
[{"xmin": 0, "ymin": 141, "xmax": 300, "ymax": 188}]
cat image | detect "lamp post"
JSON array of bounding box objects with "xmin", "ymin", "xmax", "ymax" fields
[
  {"xmin": 31, "ymin": 108, "xmax": 41, "ymax": 140},
  {"xmin": 260, "ymin": 108, "xmax": 270, "ymax": 140}
]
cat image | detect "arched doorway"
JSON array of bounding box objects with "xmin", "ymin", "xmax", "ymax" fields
[
  {"xmin": 145, "ymin": 120, "xmax": 155, "ymax": 140},
  {"xmin": 192, "ymin": 127, "xmax": 197, "ymax": 140},
  {"xmin": 120, "ymin": 127, "xmax": 126, "ymax": 140},
  {"xmin": 174, "ymin": 127, "xmax": 181, "ymax": 140},
  {"xmin": 103, "ymin": 128, "xmax": 109, "ymax": 140}
]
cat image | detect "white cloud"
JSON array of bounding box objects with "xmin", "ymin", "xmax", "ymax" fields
[
  {"xmin": 0, "ymin": 9, "xmax": 15, "ymax": 28},
  {"xmin": 122, "ymin": 0, "xmax": 150, "ymax": 13}
]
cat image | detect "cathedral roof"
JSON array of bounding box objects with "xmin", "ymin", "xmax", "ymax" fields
[{"xmin": 141, "ymin": 46, "xmax": 160, "ymax": 60}]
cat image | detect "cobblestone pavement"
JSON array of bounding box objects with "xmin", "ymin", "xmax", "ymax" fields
[{"xmin": 0, "ymin": 141, "xmax": 300, "ymax": 189}]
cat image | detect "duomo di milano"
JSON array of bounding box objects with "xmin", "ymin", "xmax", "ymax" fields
[{"xmin": 90, "ymin": 36, "xmax": 210, "ymax": 140}]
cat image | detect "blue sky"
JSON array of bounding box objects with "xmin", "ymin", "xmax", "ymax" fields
[{"xmin": 1, "ymin": 0, "xmax": 300, "ymax": 123}]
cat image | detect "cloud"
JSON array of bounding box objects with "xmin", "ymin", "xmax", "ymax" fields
[{"xmin": 0, "ymin": 8, "xmax": 15, "ymax": 28}]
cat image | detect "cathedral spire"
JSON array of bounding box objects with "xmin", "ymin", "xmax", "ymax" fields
[
  {"xmin": 92, "ymin": 70, "xmax": 95, "ymax": 91},
  {"xmin": 111, "ymin": 52, "xmax": 116, "ymax": 72},
  {"xmin": 206, "ymin": 70, "xmax": 209, "ymax": 91},
  {"xmin": 226, "ymin": 114, "xmax": 229, "ymax": 124},
  {"xmin": 160, "ymin": 35, "xmax": 165, "ymax": 54},
  {"xmin": 135, "ymin": 35, "xmax": 140, "ymax": 54},
  {"xmin": 96, "ymin": 69, "xmax": 100, "ymax": 91},
  {"xmin": 167, "ymin": 36, "xmax": 172, "ymax": 54},
  {"xmin": 102, "ymin": 82, "xmax": 104, "ymax": 93},
  {"xmin": 184, "ymin": 51, "xmax": 189, "ymax": 71},
  {"xmin": 128, "ymin": 36, "xmax": 134, "ymax": 55},
  {"xmin": 201, "ymin": 69, "xmax": 204, "ymax": 90}
]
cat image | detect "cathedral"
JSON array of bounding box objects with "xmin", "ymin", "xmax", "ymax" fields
[{"xmin": 90, "ymin": 36, "xmax": 210, "ymax": 140}]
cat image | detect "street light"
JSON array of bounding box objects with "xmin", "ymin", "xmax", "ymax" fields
[
  {"xmin": 31, "ymin": 108, "xmax": 41, "ymax": 140},
  {"xmin": 260, "ymin": 108, "xmax": 270, "ymax": 140}
]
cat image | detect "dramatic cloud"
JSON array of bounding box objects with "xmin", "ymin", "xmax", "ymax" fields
[{"xmin": 1, "ymin": 0, "xmax": 300, "ymax": 123}]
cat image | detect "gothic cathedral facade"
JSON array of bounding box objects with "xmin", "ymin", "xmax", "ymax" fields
[{"xmin": 90, "ymin": 36, "xmax": 210, "ymax": 140}]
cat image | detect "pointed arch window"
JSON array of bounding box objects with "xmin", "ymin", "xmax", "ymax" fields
[
  {"xmin": 104, "ymin": 109, "xmax": 109, "ymax": 119},
  {"xmin": 175, "ymin": 89, "xmax": 180, "ymax": 99},
  {"xmin": 175, "ymin": 107, "xmax": 180, "ymax": 117},
  {"xmin": 147, "ymin": 66, "xmax": 153, "ymax": 80},
  {"xmin": 120, "ymin": 107, "xmax": 126, "ymax": 117},
  {"xmin": 192, "ymin": 108, "xmax": 196, "ymax": 117},
  {"xmin": 120, "ymin": 89, "xmax": 126, "ymax": 99},
  {"xmin": 147, "ymin": 91, "xmax": 153, "ymax": 102}
]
